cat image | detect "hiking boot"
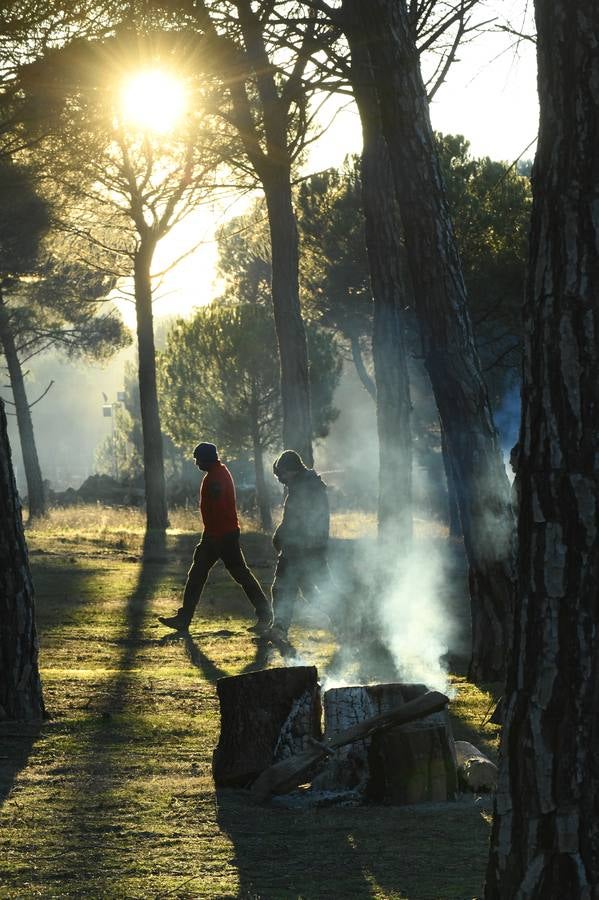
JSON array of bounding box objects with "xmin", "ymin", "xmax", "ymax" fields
[
  {"xmin": 248, "ymin": 608, "xmax": 273, "ymax": 635},
  {"xmin": 247, "ymin": 618, "xmax": 274, "ymax": 636},
  {"xmin": 267, "ymin": 625, "xmax": 295, "ymax": 657},
  {"xmin": 265, "ymin": 625, "xmax": 293, "ymax": 651},
  {"xmin": 157, "ymin": 612, "xmax": 190, "ymax": 631},
  {"xmin": 268, "ymin": 624, "xmax": 289, "ymax": 643}
]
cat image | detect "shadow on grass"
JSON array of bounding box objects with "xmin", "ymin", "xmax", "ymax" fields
[
  {"xmin": 100, "ymin": 529, "xmax": 168, "ymax": 712},
  {"xmin": 216, "ymin": 790, "xmax": 375, "ymax": 900},
  {"xmin": 159, "ymin": 629, "xmax": 228, "ymax": 684},
  {"xmin": 217, "ymin": 790, "xmax": 490, "ymax": 900},
  {"xmin": 42, "ymin": 529, "xmax": 171, "ymax": 893},
  {"xmin": 0, "ymin": 724, "xmax": 40, "ymax": 811},
  {"xmin": 32, "ymin": 561, "xmax": 117, "ymax": 636},
  {"xmin": 241, "ymin": 636, "xmax": 271, "ymax": 674},
  {"xmin": 0, "ymin": 552, "xmax": 108, "ymax": 814}
]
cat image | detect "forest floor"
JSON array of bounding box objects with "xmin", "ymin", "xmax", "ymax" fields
[{"xmin": 0, "ymin": 506, "xmax": 501, "ymax": 899}]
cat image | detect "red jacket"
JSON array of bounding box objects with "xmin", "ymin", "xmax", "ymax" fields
[{"xmin": 200, "ymin": 461, "xmax": 240, "ymax": 537}]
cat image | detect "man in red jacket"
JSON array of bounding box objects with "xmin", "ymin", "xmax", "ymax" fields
[{"xmin": 158, "ymin": 442, "xmax": 272, "ymax": 632}]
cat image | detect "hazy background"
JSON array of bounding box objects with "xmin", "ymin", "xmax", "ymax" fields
[{"xmin": 5, "ymin": 9, "xmax": 534, "ymax": 497}]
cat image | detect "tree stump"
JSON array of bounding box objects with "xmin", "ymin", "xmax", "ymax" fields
[
  {"xmin": 312, "ymin": 683, "xmax": 458, "ymax": 804},
  {"xmin": 212, "ymin": 666, "xmax": 321, "ymax": 787}
]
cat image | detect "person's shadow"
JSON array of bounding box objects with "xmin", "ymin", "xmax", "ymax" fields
[{"xmin": 158, "ymin": 629, "xmax": 229, "ymax": 684}]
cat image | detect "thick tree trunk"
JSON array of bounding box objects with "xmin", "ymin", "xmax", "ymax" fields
[
  {"xmin": 485, "ymin": 4, "xmax": 599, "ymax": 896},
  {"xmin": 250, "ymin": 405, "xmax": 272, "ymax": 531},
  {"xmin": 263, "ymin": 166, "xmax": 313, "ymax": 466},
  {"xmin": 441, "ymin": 428, "xmax": 462, "ymax": 538},
  {"xmin": 346, "ymin": 22, "xmax": 413, "ymax": 549},
  {"xmin": 213, "ymin": 665, "xmax": 321, "ymax": 787},
  {"xmin": 0, "ymin": 295, "xmax": 45, "ymax": 520},
  {"xmin": 345, "ymin": 0, "xmax": 514, "ymax": 682},
  {"xmin": 349, "ymin": 333, "xmax": 376, "ymax": 400},
  {"xmin": 134, "ymin": 246, "xmax": 168, "ymax": 531},
  {"xmin": 0, "ymin": 398, "xmax": 44, "ymax": 721}
]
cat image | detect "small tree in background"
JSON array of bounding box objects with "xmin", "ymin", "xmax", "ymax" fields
[
  {"xmin": 0, "ymin": 158, "xmax": 129, "ymax": 520},
  {"xmin": 158, "ymin": 302, "xmax": 341, "ymax": 530},
  {"xmin": 95, "ymin": 361, "xmax": 192, "ymax": 491},
  {"xmin": 297, "ymin": 159, "xmax": 375, "ymax": 398},
  {"xmin": 437, "ymin": 133, "xmax": 532, "ymax": 401},
  {"xmin": 20, "ymin": 32, "xmax": 224, "ymax": 530}
]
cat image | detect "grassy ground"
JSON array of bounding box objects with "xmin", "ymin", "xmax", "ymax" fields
[{"xmin": 0, "ymin": 507, "xmax": 500, "ymax": 899}]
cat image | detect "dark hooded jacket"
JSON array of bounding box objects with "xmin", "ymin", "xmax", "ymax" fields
[{"xmin": 273, "ymin": 468, "xmax": 329, "ymax": 557}]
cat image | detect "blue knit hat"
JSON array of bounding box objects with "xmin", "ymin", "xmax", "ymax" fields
[{"xmin": 193, "ymin": 442, "xmax": 218, "ymax": 464}]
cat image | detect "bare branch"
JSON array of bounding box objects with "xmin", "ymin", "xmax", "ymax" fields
[{"xmin": 27, "ymin": 379, "xmax": 55, "ymax": 409}]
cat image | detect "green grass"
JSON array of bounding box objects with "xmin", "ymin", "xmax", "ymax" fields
[{"xmin": 0, "ymin": 507, "xmax": 499, "ymax": 899}]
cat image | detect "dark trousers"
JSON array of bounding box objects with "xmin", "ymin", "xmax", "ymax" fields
[
  {"xmin": 181, "ymin": 531, "xmax": 271, "ymax": 624},
  {"xmin": 272, "ymin": 550, "xmax": 334, "ymax": 633}
]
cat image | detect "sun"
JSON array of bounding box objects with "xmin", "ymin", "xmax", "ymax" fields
[{"xmin": 120, "ymin": 69, "xmax": 187, "ymax": 134}]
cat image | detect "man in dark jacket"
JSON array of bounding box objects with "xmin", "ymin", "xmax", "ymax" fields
[
  {"xmin": 158, "ymin": 442, "xmax": 272, "ymax": 632},
  {"xmin": 268, "ymin": 450, "xmax": 333, "ymax": 644}
]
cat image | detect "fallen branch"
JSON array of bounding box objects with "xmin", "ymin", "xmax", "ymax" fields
[{"xmin": 251, "ymin": 689, "xmax": 449, "ymax": 801}]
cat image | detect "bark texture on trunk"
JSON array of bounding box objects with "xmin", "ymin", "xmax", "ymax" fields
[
  {"xmin": 346, "ymin": 19, "xmax": 413, "ymax": 549},
  {"xmin": 134, "ymin": 247, "xmax": 168, "ymax": 531},
  {"xmin": 486, "ymin": 4, "xmax": 599, "ymax": 896},
  {"xmin": 0, "ymin": 398, "xmax": 44, "ymax": 721},
  {"xmin": 0, "ymin": 295, "xmax": 45, "ymax": 520},
  {"xmin": 346, "ymin": 0, "xmax": 514, "ymax": 682},
  {"xmin": 263, "ymin": 167, "xmax": 313, "ymax": 466},
  {"xmin": 441, "ymin": 428, "xmax": 462, "ymax": 538},
  {"xmin": 213, "ymin": 665, "xmax": 320, "ymax": 787}
]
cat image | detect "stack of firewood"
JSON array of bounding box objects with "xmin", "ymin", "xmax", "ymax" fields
[{"xmin": 212, "ymin": 666, "xmax": 496, "ymax": 803}]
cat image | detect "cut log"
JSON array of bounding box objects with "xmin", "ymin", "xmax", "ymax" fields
[
  {"xmin": 311, "ymin": 685, "xmax": 376, "ymax": 791},
  {"xmin": 251, "ymin": 688, "xmax": 449, "ymax": 801},
  {"xmin": 454, "ymin": 740, "xmax": 498, "ymax": 792},
  {"xmin": 212, "ymin": 666, "xmax": 321, "ymax": 787},
  {"xmin": 367, "ymin": 683, "xmax": 458, "ymax": 804},
  {"xmin": 313, "ymin": 683, "xmax": 457, "ymax": 804}
]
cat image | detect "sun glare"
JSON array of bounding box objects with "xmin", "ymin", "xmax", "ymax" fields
[{"xmin": 120, "ymin": 69, "xmax": 187, "ymax": 134}]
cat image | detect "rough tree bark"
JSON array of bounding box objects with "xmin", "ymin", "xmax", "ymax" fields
[
  {"xmin": 213, "ymin": 665, "xmax": 320, "ymax": 786},
  {"xmin": 134, "ymin": 245, "xmax": 169, "ymax": 531},
  {"xmin": 0, "ymin": 293, "xmax": 46, "ymax": 520},
  {"xmin": 345, "ymin": 13, "xmax": 413, "ymax": 548},
  {"xmin": 441, "ymin": 429, "xmax": 462, "ymax": 538},
  {"xmin": 485, "ymin": 3, "xmax": 599, "ymax": 896},
  {"xmin": 0, "ymin": 397, "xmax": 45, "ymax": 721},
  {"xmin": 344, "ymin": 0, "xmax": 514, "ymax": 682}
]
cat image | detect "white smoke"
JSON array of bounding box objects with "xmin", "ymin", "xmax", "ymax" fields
[
  {"xmin": 314, "ymin": 528, "xmax": 456, "ymax": 696},
  {"xmin": 377, "ymin": 540, "xmax": 454, "ymax": 694}
]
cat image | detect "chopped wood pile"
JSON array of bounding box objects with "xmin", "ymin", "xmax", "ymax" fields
[{"xmin": 212, "ymin": 666, "xmax": 495, "ymax": 805}]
